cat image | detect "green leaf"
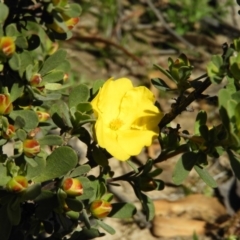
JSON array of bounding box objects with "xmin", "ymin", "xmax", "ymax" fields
[
  {"xmin": 76, "ymin": 177, "xmax": 95, "ymax": 201},
  {"xmin": 218, "ymin": 89, "xmax": 231, "ymax": 129},
  {"xmin": 194, "ymin": 165, "xmax": 217, "ymax": 188},
  {"xmin": 154, "ymin": 179, "xmax": 165, "ymax": 191},
  {"xmin": 63, "ymin": 3, "xmax": 81, "ymax": 17},
  {"xmin": 71, "ymin": 228, "xmax": 104, "ymax": 239},
  {"xmin": 65, "ymin": 198, "xmax": 83, "ymax": 212},
  {"xmin": 69, "ymin": 165, "xmax": 91, "ymax": 177},
  {"xmin": 151, "ymin": 78, "xmax": 171, "ymax": 91},
  {"xmin": 9, "ymin": 53, "xmax": 21, "ymax": 71},
  {"xmin": 45, "ymin": 83, "xmax": 62, "ymax": 91},
  {"xmin": 5, "ymin": 24, "xmax": 18, "ymax": 37},
  {"xmin": 19, "ymin": 51, "xmax": 33, "ymax": 77},
  {"xmin": 33, "ymin": 146, "xmax": 78, "ymax": 182},
  {"xmin": 207, "ymin": 55, "xmax": 224, "ymax": 83},
  {"xmin": 50, "ymin": 101, "xmax": 72, "ymax": 128},
  {"xmin": 10, "ymin": 110, "xmax": 39, "ymax": 130},
  {"xmin": 0, "ymin": 205, "xmax": 12, "ymax": 240},
  {"xmin": 92, "ymin": 145, "xmax": 108, "ymax": 167},
  {"xmin": 141, "ymin": 193, "xmax": 155, "ymax": 221},
  {"xmin": 76, "ymin": 102, "xmax": 92, "ymax": 113},
  {"xmin": 21, "ymin": 183, "xmax": 41, "ymax": 201},
  {"xmin": 172, "ymin": 152, "xmax": 198, "ymax": 185},
  {"xmin": 10, "ymin": 82, "xmax": 24, "ymax": 102},
  {"xmin": 101, "ymin": 193, "xmax": 114, "ymax": 202},
  {"xmin": 228, "ymin": 150, "xmax": 240, "ymax": 180},
  {"xmin": 97, "ymin": 220, "xmax": 116, "ymax": 235},
  {"xmin": 68, "ymin": 84, "xmax": 89, "ymax": 108},
  {"xmin": 39, "ymin": 49, "xmax": 67, "ymax": 75},
  {"xmin": 153, "ymin": 64, "xmax": 174, "ymax": 82},
  {"xmin": 0, "ymin": 163, "xmax": 11, "ymax": 186},
  {"xmin": 24, "ymin": 156, "xmax": 38, "ymax": 167},
  {"xmin": 38, "ymin": 135, "xmax": 63, "ymax": 146},
  {"xmin": 26, "ymin": 156, "xmax": 46, "ymax": 180},
  {"xmin": 148, "ymin": 168, "xmax": 162, "ymax": 178},
  {"xmin": 15, "ymin": 36, "xmax": 28, "ymax": 49},
  {"xmin": 92, "ymin": 79, "xmax": 105, "ymax": 96},
  {"xmin": 194, "ymin": 110, "xmax": 207, "ymax": 135},
  {"xmin": 108, "ymin": 203, "xmax": 136, "ymax": 219},
  {"xmin": 42, "ymin": 70, "xmax": 64, "ymax": 83},
  {"xmin": 16, "ymin": 129, "xmax": 27, "ymax": 141},
  {"xmin": 65, "ymin": 211, "xmax": 80, "ymax": 220},
  {"xmin": 0, "ymin": 3, "xmax": 9, "ymax": 24},
  {"xmin": 82, "ymin": 209, "xmax": 91, "ymax": 229}
]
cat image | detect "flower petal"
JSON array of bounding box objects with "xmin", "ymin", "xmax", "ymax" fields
[
  {"xmin": 91, "ymin": 78, "xmax": 133, "ymax": 121},
  {"xmin": 118, "ymin": 129, "xmax": 158, "ymax": 156},
  {"xmin": 94, "ymin": 116, "xmax": 130, "ymax": 161},
  {"xmin": 119, "ymin": 86, "xmax": 163, "ymax": 129}
]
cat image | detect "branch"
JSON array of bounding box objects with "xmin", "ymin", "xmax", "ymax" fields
[
  {"xmin": 107, "ymin": 144, "xmax": 188, "ymax": 183},
  {"xmin": 159, "ymin": 77, "xmax": 212, "ymax": 129}
]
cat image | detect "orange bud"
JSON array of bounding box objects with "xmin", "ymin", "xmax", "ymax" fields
[
  {"xmin": 90, "ymin": 200, "xmax": 112, "ymax": 219},
  {"xmin": 6, "ymin": 176, "xmax": 28, "ymax": 193},
  {"xmin": 23, "ymin": 139, "xmax": 40, "ymax": 157},
  {"xmin": 65, "ymin": 17, "xmax": 79, "ymax": 30},
  {"xmin": 48, "ymin": 17, "xmax": 79, "ymax": 33},
  {"xmin": 0, "ymin": 37, "xmax": 16, "ymax": 57},
  {"xmin": 0, "ymin": 94, "xmax": 13, "ymax": 115},
  {"xmin": 30, "ymin": 73, "xmax": 42, "ymax": 87},
  {"xmin": 62, "ymin": 178, "xmax": 83, "ymax": 196},
  {"xmin": 36, "ymin": 111, "xmax": 50, "ymax": 122},
  {"xmin": 2, "ymin": 124, "xmax": 15, "ymax": 139}
]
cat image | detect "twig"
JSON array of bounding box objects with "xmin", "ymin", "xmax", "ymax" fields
[
  {"xmin": 107, "ymin": 144, "xmax": 188, "ymax": 183},
  {"xmin": 159, "ymin": 77, "xmax": 211, "ymax": 129},
  {"xmin": 145, "ymin": 0, "xmax": 194, "ymax": 49},
  {"xmin": 70, "ymin": 35, "xmax": 145, "ymax": 66}
]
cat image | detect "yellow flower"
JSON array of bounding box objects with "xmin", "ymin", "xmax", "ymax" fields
[{"xmin": 91, "ymin": 78, "xmax": 163, "ymax": 161}]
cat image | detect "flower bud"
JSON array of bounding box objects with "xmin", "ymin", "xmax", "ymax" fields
[
  {"xmin": 0, "ymin": 94, "xmax": 13, "ymax": 115},
  {"xmin": 63, "ymin": 73, "xmax": 68, "ymax": 82},
  {"xmin": 6, "ymin": 176, "xmax": 28, "ymax": 193},
  {"xmin": 23, "ymin": 139, "xmax": 40, "ymax": 157},
  {"xmin": 62, "ymin": 178, "xmax": 83, "ymax": 196},
  {"xmin": 30, "ymin": 73, "xmax": 42, "ymax": 87},
  {"xmin": 139, "ymin": 177, "xmax": 157, "ymax": 192},
  {"xmin": 0, "ymin": 37, "xmax": 16, "ymax": 57},
  {"xmin": 2, "ymin": 124, "xmax": 15, "ymax": 139},
  {"xmin": 64, "ymin": 17, "xmax": 79, "ymax": 30},
  {"xmin": 90, "ymin": 200, "xmax": 112, "ymax": 219},
  {"xmin": 36, "ymin": 111, "xmax": 50, "ymax": 122}
]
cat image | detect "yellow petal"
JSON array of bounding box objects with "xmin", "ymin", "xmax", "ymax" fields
[
  {"xmin": 91, "ymin": 78, "xmax": 133, "ymax": 121},
  {"xmin": 118, "ymin": 129, "xmax": 158, "ymax": 156},
  {"xmin": 94, "ymin": 116, "xmax": 130, "ymax": 161},
  {"xmin": 119, "ymin": 86, "xmax": 163, "ymax": 129}
]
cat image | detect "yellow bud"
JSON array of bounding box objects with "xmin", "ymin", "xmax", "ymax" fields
[
  {"xmin": 62, "ymin": 178, "xmax": 83, "ymax": 196},
  {"xmin": 6, "ymin": 176, "xmax": 28, "ymax": 193},
  {"xmin": 90, "ymin": 200, "xmax": 112, "ymax": 219}
]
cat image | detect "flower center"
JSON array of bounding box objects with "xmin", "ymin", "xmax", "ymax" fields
[{"xmin": 109, "ymin": 118, "xmax": 124, "ymax": 131}]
